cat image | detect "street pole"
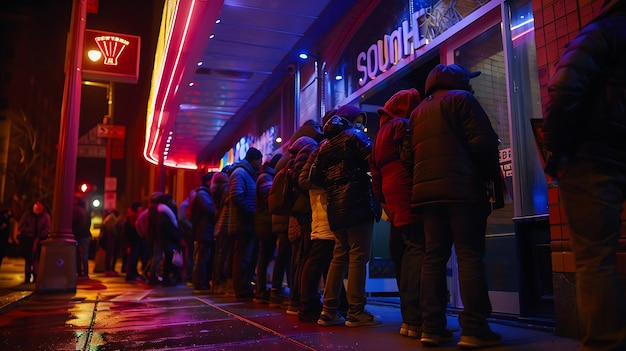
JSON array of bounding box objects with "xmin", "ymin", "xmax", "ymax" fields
[{"xmin": 36, "ymin": 0, "xmax": 87, "ymax": 293}]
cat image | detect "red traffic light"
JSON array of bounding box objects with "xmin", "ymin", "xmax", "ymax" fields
[{"xmin": 79, "ymin": 182, "xmax": 92, "ymax": 193}]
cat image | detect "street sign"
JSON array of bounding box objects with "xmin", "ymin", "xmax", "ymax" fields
[
  {"xmin": 78, "ymin": 145, "xmax": 106, "ymax": 158},
  {"xmin": 104, "ymin": 191, "xmax": 116, "ymax": 211},
  {"xmin": 97, "ymin": 124, "xmax": 126, "ymax": 139},
  {"xmin": 104, "ymin": 177, "xmax": 117, "ymax": 192}
]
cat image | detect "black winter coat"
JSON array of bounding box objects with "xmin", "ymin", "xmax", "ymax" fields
[
  {"xmin": 254, "ymin": 163, "xmax": 275, "ymax": 239},
  {"xmin": 310, "ymin": 115, "xmax": 378, "ymax": 231},
  {"xmin": 409, "ymin": 65, "xmax": 500, "ymax": 209},
  {"xmin": 190, "ymin": 186, "xmax": 216, "ymax": 242},
  {"xmin": 228, "ymin": 160, "xmax": 257, "ymax": 235},
  {"xmin": 543, "ymin": 1, "xmax": 626, "ymax": 166}
]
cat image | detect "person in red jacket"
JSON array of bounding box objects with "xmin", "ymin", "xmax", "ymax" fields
[{"xmin": 370, "ymin": 88, "xmax": 423, "ymax": 338}]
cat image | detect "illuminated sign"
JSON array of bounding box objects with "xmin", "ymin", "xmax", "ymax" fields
[
  {"xmin": 83, "ymin": 29, "xmax": 140, "ymax": 84},
  {"xmin": 95, "ymin": 35, "xmax": 130, "ymax": 65},
  {"xmin": 356, "ymin": 9, "xmax": 427, "ymax": 87}
]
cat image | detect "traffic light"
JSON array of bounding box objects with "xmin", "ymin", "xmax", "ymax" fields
[{"xmin": 78, "ymin": 182, "xmax": 93, "ymax": 193}]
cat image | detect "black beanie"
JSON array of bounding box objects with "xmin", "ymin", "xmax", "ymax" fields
[{"xmin": 245, "ymin": 147, "xmax": 263, "ymax": 161}]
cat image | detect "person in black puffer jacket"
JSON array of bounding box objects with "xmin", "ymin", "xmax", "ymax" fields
[
  {"xmin": 409, "ymin": 63, "xmax": 501, "ymax": 348},
  {"xmin": 543, "ymin": 1, "xmax": 626, "ymax": 349},
  {"xmin": 310, "ymin": 105, "xmax": 381, "ymax": 328}
]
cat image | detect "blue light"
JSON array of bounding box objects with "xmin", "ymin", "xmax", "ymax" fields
[{"xmin": 299, "ymin": 53, "xmax": 309, "ymax": 60}]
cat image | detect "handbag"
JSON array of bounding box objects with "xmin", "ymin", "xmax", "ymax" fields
[{"xmin": 171, "ymin": 249, "xmax": 183, "ymax": 267}]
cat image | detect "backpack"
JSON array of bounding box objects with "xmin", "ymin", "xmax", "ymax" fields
[{"xmin": 268, "ymin": 160, "xmax": 297, "ymax": 215}]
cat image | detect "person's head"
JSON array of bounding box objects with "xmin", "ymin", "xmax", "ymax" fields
[
  {"xmin": 377, "ymin": 88, "xmax": 422, "ymax": 125},
  {"xmin": 336, "ymin": 105, "xmax": 367, "ymax": 131},
  {"xmin": 32, "ymin": 201, "xmax": 44, "ymax": 215},
  {"xmin": 322, "ymin": 109, "xmax": 338, "ymax": 128},
  {"xmin": 130, "ymin": 201, "xmax": 143, "ymax": 214},
  {"xmin": 425, "ymin": 64, "xmax": 481, "ymax": 95},
  {"xmin": 201, "ymin": 172, "xmax": 214, "ymax": 187},
  {"xmin": 150, "ymin": 191, "xmax": 164, "ymax": 204},
  {"xmin": 267, "ymin": 153, "xmax": 282, "ymax": 169},
  {"xmin": 245, "ymin": 147, "xmax": 263, "ymax": 171}
]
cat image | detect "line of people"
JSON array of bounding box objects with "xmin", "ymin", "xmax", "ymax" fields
[
  {"xmin": 73, "ymin": 63, "xmax": 503, "ymax": 349},
  {"xmin": 162, "ymin": 64, "xmax": 502, "ymax": 350}
]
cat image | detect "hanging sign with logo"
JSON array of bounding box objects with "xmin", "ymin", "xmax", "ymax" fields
[{"xmin": 83, "ymin": 29, "xmax": 141, "ymax": 84}]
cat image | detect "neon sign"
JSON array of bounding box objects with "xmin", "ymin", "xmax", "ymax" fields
[
  {"xmin": 356, "ymin": 9, "xmax": 427, "ymax": 87},
  {"xmin": 83, "ymin": 29, "xmax": 140, "ymax": 84},
  {"xmin": 94, "ymin": 35, "xmax": 130, "ymax": 65}
]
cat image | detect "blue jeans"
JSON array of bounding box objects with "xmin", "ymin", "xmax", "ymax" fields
[
  {"xmin": 398, "ymin": 222, "xmax": 424, "ymax": 327},
  {"xmin": 558, "ymin": 157, "xmax": 626, "ymax": 350},
  {"xmin": 322, "ymin": 220, "xmax": 373, "ymax": 316},
  {"xmin": 421, "ymin": 203, "xmax": 492, "ymax": 335}
]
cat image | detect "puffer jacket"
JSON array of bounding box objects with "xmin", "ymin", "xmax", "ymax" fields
[
  {"xmin": 190, "ymin": 185, "xmax": 216, "ymax": 242},
  {"xmin": 228, "ymin": 159, "xmax": 257, "ymax": 235},
  {"xmin": 409, "ymin": 64, "xmax": 500, "ymax": 208},
  {"xmin": 310, "ymin": 115, "xmax": 378, "ymax": 231},
  {"xmin": 210, "ymin": 171, "xmax": 230, "ymax": 237},
  {"xmin": 370, "ymin": 116, "xmax": 417, "ymax": 227},
  {"xmin": 543, "ymin": 0, "xmax": 626, "ymax": 165},
  {"xmin": 254, "ymin": 162, "xmax": 276, "ymax": 239},
  {"xmin": 289, "ymin": 136, "xmax": 318, "ymax": 215},
  {"xmin": 156, "ymin": 202, "xmax": 181, "ymax": 251}
]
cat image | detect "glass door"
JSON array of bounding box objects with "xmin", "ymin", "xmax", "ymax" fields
[{"xmin": 444, "ymin": 18, "xmax": 519, "ymax": 315}]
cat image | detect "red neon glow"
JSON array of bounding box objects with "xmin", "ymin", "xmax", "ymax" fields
[{"xmin": 95, "ymin": 36, "xmax": 130, "ymax": 65}]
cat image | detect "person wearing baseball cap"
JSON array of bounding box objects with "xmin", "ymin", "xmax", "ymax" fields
[{"xmin": 410, "ymin": 64, "xmax": 502, "ymax": 348}]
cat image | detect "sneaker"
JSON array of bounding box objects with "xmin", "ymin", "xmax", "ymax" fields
[
  {"xmin": 399, "ymin": 323, "xmax": 421, "ymax": 338},
  {"xmin": 420, "ymin": 330, "xmax": 454, "ymax": 346},
  {"xmin": 269, "ymin": 288, "xmax": 285, "ymax": 308},
  {"xmin": 317, "ymin": 311, "xmax": 345, "ymax": 326},
  {"xmin": 457, "ymin": 331, "xmax": 502, "ymax": 349},
  {"xmin": 285, "ymin": 303, "xmax": 300, "ymax": 315},
  {"xmin": 344, "ymin": 310, "xmax": 380, "ymax": 327}
]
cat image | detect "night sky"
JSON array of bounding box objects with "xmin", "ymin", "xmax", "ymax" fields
[{"xmin": 1, "ymin": 0, "xmax": 165, "ymax": 210}]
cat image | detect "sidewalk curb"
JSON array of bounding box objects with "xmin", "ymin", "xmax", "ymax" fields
[{"xmin": 0, "ymin": 290, "xmax": 34, "ymax": 314}]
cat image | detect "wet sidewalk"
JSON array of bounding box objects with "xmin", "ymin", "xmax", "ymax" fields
[{"xmin": 0, "ymin": 257, "xmax": 581, "ymax": 350}]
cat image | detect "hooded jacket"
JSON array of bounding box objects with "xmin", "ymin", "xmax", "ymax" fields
[
  {"xmin": 228, "ymin": 159, "xmax": 257, "ymax": 235},
  {"xmin": 190, "ymin": 185, "xmax": 216, "ymax": 242},
  {"xmin": 370, "ymin": 89, "xmax": 421, "ymax": 226},
  {"xmin": 289, "ymin": 136, "xmax": 318, "ymax": 215},
  {"xmin": 210, "ymin": 171, "xmax": 230, "ymax": 237},
  {"xmin": 543, "ymin": 0, "xmax": 626, "ymax": 166},
  {"xmin": 310, "ymin": 115, "xmax": 378, "ymax": 231},
  {"xmin": 409, "ymin": 64, "xmax": 500, "ymax": 209}
]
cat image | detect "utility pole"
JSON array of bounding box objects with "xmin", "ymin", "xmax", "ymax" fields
[{"xmin": 36, "ymin": 0, "xmax": 87, "ymax": 293}]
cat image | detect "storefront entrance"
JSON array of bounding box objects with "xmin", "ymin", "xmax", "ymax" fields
[{"xmin": 444, "ymin": 18, "xmax": 519, "ymax": 315}]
